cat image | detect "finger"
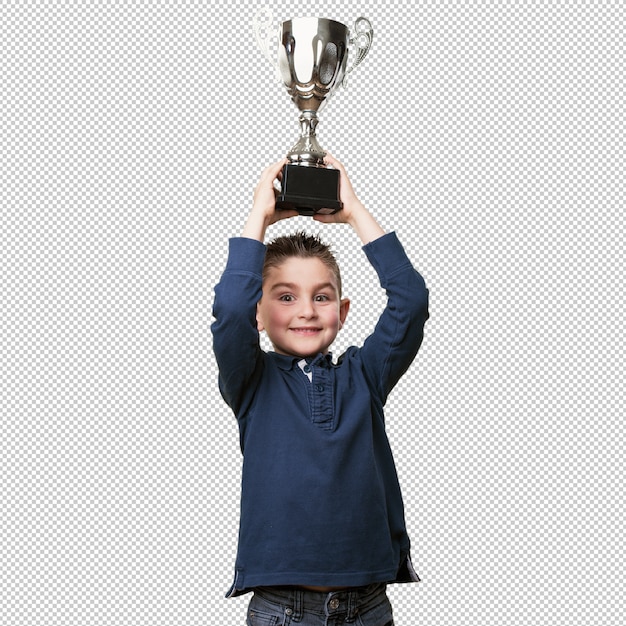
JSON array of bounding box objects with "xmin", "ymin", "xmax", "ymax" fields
[
  {"xmin": 267, "ymin": 157, "xmax": 288, "ymax": 178},
  {"xmin": 323, "ymin": 153, "xmax": 343, "ymax": 171},
  {"xmin": 312, "ymin": 214, "xmax": 331, "ymax": 223},
  {"xmin": 257, "ymin": 159, "xmax": 285, "ymax": 187},
  {"xmin": 313, "ymin": 213, "xmax": 341, "ymax": 224},
  {"xmin": 274, "ymin": 209, "xmax": 299, "ymax": 222}
]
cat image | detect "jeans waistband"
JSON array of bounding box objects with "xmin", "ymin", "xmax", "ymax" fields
[{"xmin": 254, "ymin": 582, "xmax": 388, "ymax": 620}]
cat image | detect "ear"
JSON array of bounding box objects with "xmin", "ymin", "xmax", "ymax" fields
[
  {"xmin": 339, "ymin": 298, "xmax": 350, "ymax": 328},
  {"xmin": 256, "ymin": 302, "xmax": 265, "ymax": 332}
]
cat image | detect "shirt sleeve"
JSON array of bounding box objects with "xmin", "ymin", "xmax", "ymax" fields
[
  {"xmin": 211, "ymin": 237, "xmax": 266, "ymax": 414},
  {"xmin": 359, "ymin": 232, "xmax": 429, "ymax": 403}
]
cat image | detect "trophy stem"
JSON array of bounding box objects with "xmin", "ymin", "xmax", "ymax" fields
[{"xmin": 287, "ymin": 111, "xmax": 326, "ymax": 166}]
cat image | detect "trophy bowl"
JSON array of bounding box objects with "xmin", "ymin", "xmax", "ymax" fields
[{"xmin": 253, "ymin": 11, "xmax": 373, "ymax": 214}]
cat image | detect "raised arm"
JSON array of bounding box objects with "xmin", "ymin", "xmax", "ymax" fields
[
  {"xmin": 314, "ymin": 154, "xmax": 429, "ymax": 402},
  {"xmin": 212, "ymin": 160, "xmax": 297, "ymax": 412}
]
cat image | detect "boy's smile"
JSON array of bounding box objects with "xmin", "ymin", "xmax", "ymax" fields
[{"xmin": 256, "ymin": 257, "xmax": 350, "ymax": 359}]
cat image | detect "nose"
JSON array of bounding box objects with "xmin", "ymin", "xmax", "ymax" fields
[{"xmin": 298, "ymin": 299, "xmax": 317, "ymax": 319}]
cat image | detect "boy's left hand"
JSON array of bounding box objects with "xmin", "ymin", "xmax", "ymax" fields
[
  {"xmin": 313, "ymin": 154, "xmax": 385, "ymax": 244},
  {"xmin": 312, "ymin": 153, "xmax": 365, "ymax": 225}
]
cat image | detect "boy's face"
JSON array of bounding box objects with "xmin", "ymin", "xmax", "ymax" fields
[{"xmin": 256, "ymin": 256, "xmax": 350, "ymax": 359}]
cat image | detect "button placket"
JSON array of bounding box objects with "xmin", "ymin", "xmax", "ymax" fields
[{"xmin": 308, "ymin": 363, "xmax": 334, "ymax": 428}]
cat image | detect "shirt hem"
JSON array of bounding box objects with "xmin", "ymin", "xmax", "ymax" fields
[{"xmin": 225, "ymin": 565, "xmax": 419, "ymax": 598}]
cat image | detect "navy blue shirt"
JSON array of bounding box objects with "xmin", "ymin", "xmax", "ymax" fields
[{"xmin": 211, "ymin": 232, "xmax": 429, "ymax": 597}]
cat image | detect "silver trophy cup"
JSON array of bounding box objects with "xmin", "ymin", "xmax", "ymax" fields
[{"xmin": 253, "ymin": 10, "xmax": 373, "ymax": 214}]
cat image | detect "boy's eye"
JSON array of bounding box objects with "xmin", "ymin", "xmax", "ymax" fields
[
  {"xmin": 279, "ymin": 294, "xmax": 295, "ymax": 302},
  {"xmin": 315, "ymin": 294, "xmax": 330, "ymax": 302}
]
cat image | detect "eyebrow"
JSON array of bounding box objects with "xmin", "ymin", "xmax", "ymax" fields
[{"xmin": 270, "ymin": 282, "xmax": 336, "ymax": 292}]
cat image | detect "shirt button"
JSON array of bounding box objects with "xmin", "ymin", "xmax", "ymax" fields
[
  {"xmin": 329, "ymin": 598, "xmax": 340, "ymax": 610},
  {"xmin": 285, "ymin": 608, "xmax": 293, "ymax": 616},
  {"xmin": 316, "ymin": 384, "xmax": 324, "ymax": 392},
  {"xmin": 304, "ymin": 365, "xmax": 311, "ymax": 373}
]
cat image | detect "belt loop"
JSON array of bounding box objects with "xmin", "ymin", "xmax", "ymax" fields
[
  {"xmin": 292, "ymin": 588, "xmax": 303, "ymax": 621},
  {"xmin": 346, "ymin": 588, "xmax": 358, "ymax": 622}
]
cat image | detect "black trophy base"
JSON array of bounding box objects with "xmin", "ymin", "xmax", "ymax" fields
[{"xmin": 276, "ymin": 163, "xmax": 342, "ymax": 216}]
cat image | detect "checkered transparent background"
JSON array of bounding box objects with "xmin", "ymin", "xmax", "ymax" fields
[{"xmin": 1, "ymin": 1, "xmax": 623, "ymax": 625}]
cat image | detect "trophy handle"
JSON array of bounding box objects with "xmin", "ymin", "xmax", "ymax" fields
[
  {"xmin": 344, "ymin": 17, "xmax": 374, "ymax": 84},
  {"xmin": 252, "ymin": 7, "xmax": 281, "ymax": 80}
]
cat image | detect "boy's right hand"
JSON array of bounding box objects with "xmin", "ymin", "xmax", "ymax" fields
[{"xmin": 243, "ymin": 159, "xmax": 298, "ymax": 241}]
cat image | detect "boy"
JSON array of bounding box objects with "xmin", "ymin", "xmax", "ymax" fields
[{"xmin": 212, "ymin": 155, "xmax": 429, "ymax": 625}]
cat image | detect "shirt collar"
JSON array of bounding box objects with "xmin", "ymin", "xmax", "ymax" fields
[{"xmin": 271, "ymin": 352, "xmax": 333, "ymax": 370}]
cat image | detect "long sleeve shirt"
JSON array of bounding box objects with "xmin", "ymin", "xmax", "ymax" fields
[{"xmin": 211, "ymin": 232, "xmax": 429, "ymax": 597}]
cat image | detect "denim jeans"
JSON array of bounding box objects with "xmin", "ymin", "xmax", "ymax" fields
[{"xmin": 246, "ymin": 583, "xmax": 394, "ymax": 626}]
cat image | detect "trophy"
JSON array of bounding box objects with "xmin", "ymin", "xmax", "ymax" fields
[{"xmin": 253, "ymin": 9, "xmax": 374, "ymax": 215}]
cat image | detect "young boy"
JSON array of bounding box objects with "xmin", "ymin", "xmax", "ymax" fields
[{"xmin": 212, "ymin": 155, "xmax": 429, "ymax": 625}]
